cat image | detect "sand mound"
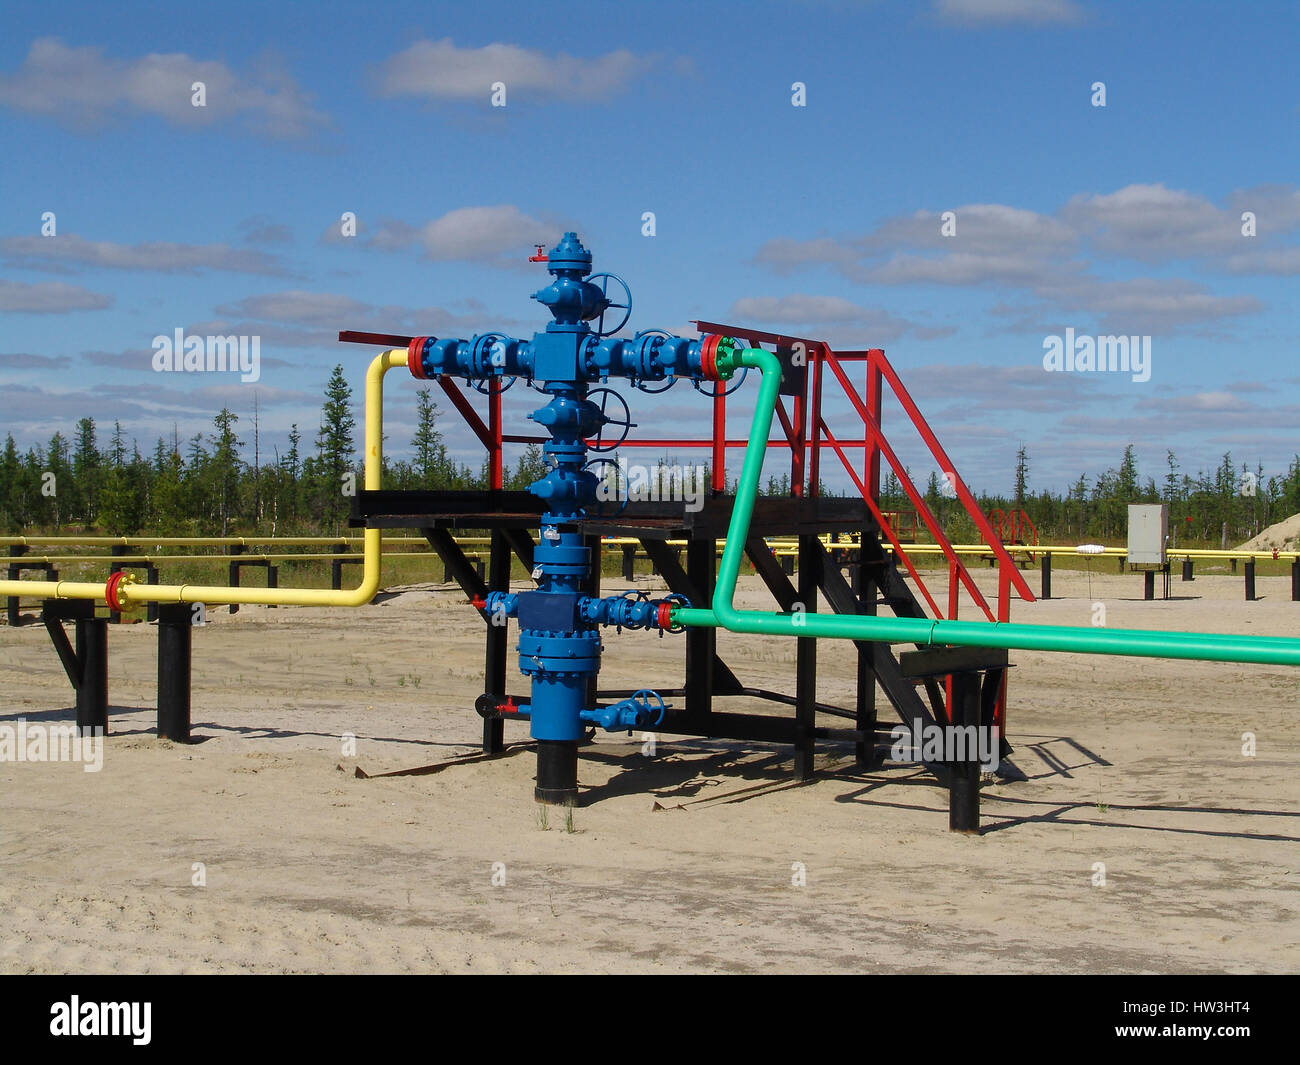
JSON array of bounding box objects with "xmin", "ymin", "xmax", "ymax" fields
[{"xmin": 1238, "ymin": 511, "xmax": 1300, "ymax": 552}]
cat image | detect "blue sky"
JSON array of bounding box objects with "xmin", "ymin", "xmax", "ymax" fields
[{"xmin": 1, "ymin": 0, "xmax": 1296, "ymax": 496}]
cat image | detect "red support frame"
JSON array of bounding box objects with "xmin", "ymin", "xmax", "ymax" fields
[{"xmin": 341, "ymin": 320, "xmax": 1031, "ymax": 735}]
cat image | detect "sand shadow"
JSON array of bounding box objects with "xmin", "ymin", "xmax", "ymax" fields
[
  {"xmin": 576, "ymin": 742, "xmax": 798, "ymax": 806},
  {"xmin": 193, "ymin": 720, "xmax": 475, "ymax": 749},
  {"xmin": 355, "ymin": 742, "xmax": 535, "ymax": 778},
  {"xmin": 981, "ymin": 794, "xmax": 1300, "ymax": 842},
  {"xmin": 1014, "ymin": 734, "xmax": 1113, "ymax": 780}
]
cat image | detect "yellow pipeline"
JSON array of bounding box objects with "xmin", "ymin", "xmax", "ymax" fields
[
  {"xmin": 0, "ymin": 535, "xmax": 427, "ymax": 547},
  {"xmin": 0, "ymin": 349, "xmax": 408, "ymax": 608}
]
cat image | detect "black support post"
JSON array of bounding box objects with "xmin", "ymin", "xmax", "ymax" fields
[
  {"xmin": 331, "ymin": 543, "xmax": 345, "ymax": 590},
  {"xmin": 948, "ymin": 671, "xmax": 982, "ymax": 834},
  {"xmin": 1040, "ymin": 553, "xmax": 1052, "ymax": 600},
  {"xmin": 7, "ymin": 544, "xmax": 28, "ymax": 625},
  {"xmin": 856, "ymin": 519, "xmax": 878, "ymax": 765},
  {"xmin": 621, "ymin": 543, "xmax": 635, "ymax": 581},
  {"xmin": 1245, "ymin": 558, "xmax": 1256, "ymax": 602},
  {"xmin": 794, "ymin": 534, "xmax": 818, "ymax": 782},
  {"xmin": 482, "ymin": 529, "xmax": 510, "ymax": 755},
  {"xmin": 1182, "ymin": 558, "xmax": 1194, "ymax": 582},
  {"xmin": 1292, "ymin": 559, "xmax": 1299, "ymax": 603},
  {"xmin": 899, "ymin": 646, "xmax": 1008, "ymax": 834},
  {"xmin": 227, "ymin": 544, "xmax": 245, "ymax": 614},
  {"xmin": 1144, "ymin": 570, "xmax": 1155, "ymax": 601},
  {"xmin": 156, "ymin": 602, "xmax": 191, "ymax": 742},
  {"xmin": 683, "ymin": 536, "xmax": 715, "ymax": 732},
  {"xmin": 75, "ymin": 615, "xmax": 108, "ymax": 734}
]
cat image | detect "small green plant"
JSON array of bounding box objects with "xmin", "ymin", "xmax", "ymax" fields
[
  {"xmin": 1097, "ymin": 802, "xmax": 1109, "ymax": 813},
  {"xmin": 537, "ymin": 804, "xmax": 549, "ymax": 831},
  {"xmin": 564, "ymin": 805, "xmax": 576, "ymax": 834},
  {"xmin": 410, "ymin": 674, "xmax": 422, "ymax": 688},
  {"xmin": 398, "ymin": 675, "xmax": 405, "ymax": 687}
]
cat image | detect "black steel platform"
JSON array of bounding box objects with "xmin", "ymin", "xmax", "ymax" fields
[{"xmin": 350, "ymin": 489, "xmax": 1007, "ymax": 804}]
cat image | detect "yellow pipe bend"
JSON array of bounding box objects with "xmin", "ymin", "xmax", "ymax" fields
[{"xmin": 0, "ymin": 349, "xmax": 408, "ymax": 608}]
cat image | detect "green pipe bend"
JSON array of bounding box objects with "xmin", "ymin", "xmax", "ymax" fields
[{"xmin": 672, "ymin": 346, "xmax": 1300, "ymax": 668}]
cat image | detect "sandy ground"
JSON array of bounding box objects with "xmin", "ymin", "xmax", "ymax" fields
[{"xmin": 1, "ymin": 565, "xmax": 1297, "ymax": 974}]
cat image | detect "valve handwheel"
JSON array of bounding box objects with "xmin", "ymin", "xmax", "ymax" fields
[
  {"xmin": 583, "ymin": 457, "xmax": 629, "ymax": 518},
  {"xmin": 469, "ymin": 333, "xmax": 518, "ymax": 394},
  {"xmin": 631, "ymin": 689, "xmax": 667, "ymax": 729},
  {"xmin": 585, "ymin": 387, "xmax": 634, "ymax": 452},
  {"xmin": 630, "ymin": 329, "xmax": 679, "ymax": 393},
  {"xmin": 585, "ymin": 272, "xmax": 633, "ymax": 338}
]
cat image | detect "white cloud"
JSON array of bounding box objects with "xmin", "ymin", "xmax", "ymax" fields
[
  {"xmin": 0, "ymin": 352, "xmax": 64, "ymax": 368},
  {"xmin": 1061, "ymin": 184, "xmax": 1241, "ymax": 260},
  {"xmin": 374, "ymin": 38, "xmax": 652, "ymax": 101},
  {"xmin": 869, "ymin": 204, "xmax": 1075, "ymax": 254},
  {"xmin": 727, "ymin": 294, "xmax": 954, "ymax": 343},
  {"xmin": 934, "ymin": 0, "xmax": 1086, "ymax": 25},
  {"xmin": 216, "ymin": 291, "xmax": 369, "ymax": 323},
  {"xmin": 755, "ymin": 184, "xmax": 1288, "ymax": 331},
  {"xmin": 212, "ymin": 288, "xmax": 533, "ymax": 340},
  {"xmin": 1136, "ymin": 391, "xmax": 1253, "ymax": 413},
  {"xmin": 867, "ymin": 251, "xmax": 1067, "ymax": 286},
  {"xmin": 0, "ymin": 37, "xmax": 327, "ymax": 137},
  {"xmin": 0, "ymin": 280, "xmax": 112, "ymax": 312},
  {"xmin": 1, "ymin": 234, "xmax": 291, "ymax": 276},
  {"xmin": 1225, "ymin": 247, "xmax": 1300, "ymax": 275},
  {"xmin": 1037, "ymin": 277, "xmax": 1263, "ymax": 333},
  {"xmin": 899, "ymin": 361, "xmax": 1113, "ymax": 414},
  {"xmin": 352, "ymin": 205, "xmax": 569, "ymax": 267},
  {"xmin": 419, "ymin": 206, "xmax": 558, "ymax": 262}
]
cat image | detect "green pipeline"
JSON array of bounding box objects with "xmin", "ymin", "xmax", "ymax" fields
[{"xmin": 670, "ymin": 345, "xmax": 1300, "ymax": 667}]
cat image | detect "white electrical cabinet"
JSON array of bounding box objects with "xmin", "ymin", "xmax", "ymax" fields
[{"xmin": 1127, "ymin": 504, "xmax": 1168, "ymax": 565}]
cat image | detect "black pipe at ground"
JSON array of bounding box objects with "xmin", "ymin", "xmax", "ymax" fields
[
  {"xmin": 949, "ymin": 672, "xmax": 982, "ymax": 834},
  {"xmin": 75, "ymin": 617, "xmax": 108, "ymax": 734},
  {"xmin": 535, "ymin": 739, "xmax": 578, "ymax": 805},
  {"xmin": 156, "ymin": 603, "xmax": 191, "ymax": 743}
]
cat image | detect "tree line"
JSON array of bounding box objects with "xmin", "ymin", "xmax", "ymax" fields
[
  {"xmin": 0, "ymin": 365, "xmax": 544, "ymax": 536},
  {"xmin": 3, "ymin": 368, "xmax": 1298, "ymax": 548},
  {"xmin": 883, "ymin": 443, "xmax": 1300, "ymax": 547}
]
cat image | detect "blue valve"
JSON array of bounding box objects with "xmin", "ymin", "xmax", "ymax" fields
[{"xmin": 580, "ymin": 689, "xmax": 668, "ymax": 733}]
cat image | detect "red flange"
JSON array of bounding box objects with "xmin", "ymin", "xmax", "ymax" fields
[
  {"xmin": 497, "ymin": 696, "xmax": 519, "ymax": 715},
  {"xmin": 104, "ymin": 571, "xmax": 127, "ymax": 612},
  {"xmin": 470, "ymin": 594, "xmax": 487, "ymax": 611},
  {"xmin": 408, "ymin": 337, "xmax": 429, "ymax": 379},
  {"xmin": 699, "ymin": 334, "xmax": 722, "ymax": 380},
  {"xmin": 656, "ymin": 600, "xmax": 674, "ymax": 631}
]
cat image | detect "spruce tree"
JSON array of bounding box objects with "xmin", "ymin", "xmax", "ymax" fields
[{"xmin": 315, "ymin": 365, "xmax": 356, "ymax": 524}]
